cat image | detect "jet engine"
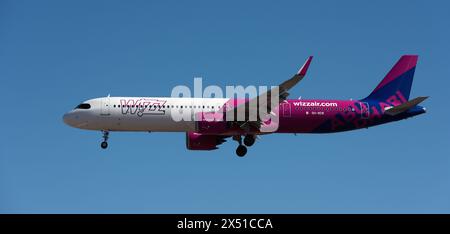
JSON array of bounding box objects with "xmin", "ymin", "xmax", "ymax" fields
[{"xmin": 185, "ymin": 132, "xmax": 227, "ymax": 150}]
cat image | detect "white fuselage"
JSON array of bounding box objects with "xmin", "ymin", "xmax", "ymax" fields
[{"xmin": 63, "ymin": 97, "xmax": 230, "ymax": 132}]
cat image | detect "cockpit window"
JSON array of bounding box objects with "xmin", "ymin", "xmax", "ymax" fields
[{"xmin": 75, "ymin": 103, "xmax": 91, "ymax": 109}]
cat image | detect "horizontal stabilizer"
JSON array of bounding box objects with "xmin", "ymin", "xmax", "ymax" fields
[{"xmin": 384, "ymin": 96, "xmax": 428, "ymax": 116}]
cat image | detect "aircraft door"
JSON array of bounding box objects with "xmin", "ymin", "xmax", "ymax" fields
[
  {"xmin": 101, "ymin": 97, "xmax": 111, "ymax": 116},
  {"xmin": 360, "ymin": 102, "xmax": 369, "ymax": 119}
]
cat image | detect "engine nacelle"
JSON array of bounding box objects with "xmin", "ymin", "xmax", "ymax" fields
[{"xmin": 185, "ymin": 132, "xmax": 226, "ymax": 150}]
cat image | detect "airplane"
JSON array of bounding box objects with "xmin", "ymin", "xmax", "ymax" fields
[{"xmin": 63, "ymin": 55, "xmax": 428, "ymax": 157}]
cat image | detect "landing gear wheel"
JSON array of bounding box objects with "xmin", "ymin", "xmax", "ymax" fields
[
  {"xmin": 236, "ymin": 145, "xmax": 247, "ymax": 157},
  {"xmin": 243, "ymin": 135, "xmax": 255, "ymax": 147},
  {"xmin": 101, "ymin": 130, "xmax": 109, "ymax": 149}
]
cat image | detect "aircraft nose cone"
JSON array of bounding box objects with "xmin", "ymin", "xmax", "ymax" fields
[
  {"xmin": 63, "ymin": 112, "xmax": 72, "ymax": 126},
  {"xmin": 63, "ymin": 111, "xmax": 88, "ymax": 128},
  {"xmin": 63, "ymin": 112, "xmax": 78, "ymax": 127}
]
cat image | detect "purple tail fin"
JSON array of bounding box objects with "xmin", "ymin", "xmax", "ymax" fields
[{"xmin": 363, "ymin": 55, "xmax": 418, "ymax": 105}]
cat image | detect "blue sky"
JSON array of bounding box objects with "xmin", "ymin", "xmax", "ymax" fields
[{"xmin": 1, "ymin": 0, "xmax": 449, "ymax": 213}]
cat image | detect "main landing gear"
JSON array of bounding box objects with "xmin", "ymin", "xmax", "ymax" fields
[
  {"xmin": 243, "ymin": 135, "xmax": 256, "ymax": 147},
  {"xmin": 233, "ymin": 135, "xmax": 256, "ymax": 157},
  {"xmin": 101, "ymin": 130, "xmax": 109, "ymax": 149}
]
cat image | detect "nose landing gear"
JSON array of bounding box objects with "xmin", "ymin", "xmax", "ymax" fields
[{"xmin": 101, "ymin": 130, "xmax": 109, "ymax": 149}]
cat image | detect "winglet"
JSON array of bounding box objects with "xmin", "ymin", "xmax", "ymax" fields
[{"xmin": 297, "ymin": 56, "xmax": 313, "ymax": 76}]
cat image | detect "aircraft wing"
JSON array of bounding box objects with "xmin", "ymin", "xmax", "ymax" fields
[
  {"xmin": 223, "ymin": 56, "xmax": 313, "ymax": 131},
  {"xmin": 277, "ymin": 56, "xmax": 313, "ymax": 100}
]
